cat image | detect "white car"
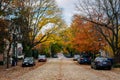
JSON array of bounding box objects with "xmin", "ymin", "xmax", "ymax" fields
[
  {"xmin": 73, "ymin": 55, "xmax": 80, "ymax": 61},
  {"xmin": 17, "ymin": 55, "xmax": 24, "ymax": 59}
]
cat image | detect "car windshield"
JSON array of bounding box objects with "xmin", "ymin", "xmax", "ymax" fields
[
  {"xmin": 95, "ymin": 57, "xmax": 108, "ymax": 62},
  {"xmin": 39, "ymin": 55, "xmax": 45, "ymax": 58},
  {"xmin": 24, "ymin": 57, "xmax": 33, "ymax": 61},
  {"xmin": 74, "ymin": 55, "xmax": 80, "ymax": 57}
]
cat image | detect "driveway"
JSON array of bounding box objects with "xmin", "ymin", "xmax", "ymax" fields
[{"xmin": 16, "ymin": 58, "xmax": 120, "ymax": 80}]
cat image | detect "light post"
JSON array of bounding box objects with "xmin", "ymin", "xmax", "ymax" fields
[
  {"xmin": 11, "ymin": 32, "xmax": 18, "ymax": 66},
  {"xmin": 11, "ymin": 24, "xmax": 22, "ymax": 66}
]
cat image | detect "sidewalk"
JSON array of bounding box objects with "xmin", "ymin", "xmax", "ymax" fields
[{"xmin": 0, "ymin": 60, "xmax": 45, "ymax": 80}]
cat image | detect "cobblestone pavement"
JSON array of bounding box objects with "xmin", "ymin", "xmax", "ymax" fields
[
  {"xmin": 16, "ymin": 58, "xmax": 120, "ymax": 80},
  {"xmin": 0, "ymin": 60, "xmax": 45, "ymax": 80}
]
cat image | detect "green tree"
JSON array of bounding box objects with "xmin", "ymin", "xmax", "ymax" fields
[
  {"xmin": 7, "ymin": 0, "xmax": 62, "ymax": 57},
  {"xmin": 22, "ymin": 0, "xmax": 62, "ymax": 57}
]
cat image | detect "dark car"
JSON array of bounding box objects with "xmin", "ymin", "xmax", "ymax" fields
[
  {"xmin": 22, "ymin": 57, "xmax": 35, "ymax": 67},
  {"xmin": 91, "ymin": 57, "xmax": 112, "ymax": 70},
  {"xmin": 77, "ymin": 55, "xmax": 91, "ymax": 64},
  {"xmin": 73, "ymin": 55, "xmax": 80, "ymax": 61},
  {"xmin": 38, "ymin": 55, "xmax": 47, "ymax": 62}
]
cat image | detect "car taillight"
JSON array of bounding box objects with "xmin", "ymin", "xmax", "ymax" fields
[
  {"xmin": 107, "ymin": 61, "xmax": 111, "ymax": 65},
  {"xmin": 80, "ymin": 58, "xmax": 84, "ymax": 60}
]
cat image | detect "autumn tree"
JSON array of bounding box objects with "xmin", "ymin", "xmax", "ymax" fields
[
  {"xmin": 76, "ymin": 0, "xmax": 120, "ymax": 63},
  {"xmin": 0, "ymin": 0, "xmax": 12, "ymax": 16},
  {"xmin": 0, "ymin": 0, "xmax": 63, "ymax": 68},
  {"xmin": 0, "ymin": 0, "xmax": 16, "ymax": 68},
  {"xmin": 7, "ymin": 0, "xmax": 63, "ymax": 56},
  {"xmin": 0, "ymin": 19, "xmax": 8, "ymax": 52},
  {"xmin": 0, "ymin": 0, "xmax": 14, "ymax": 53},
  {"xmin": 34, "ymin": 19, "xmax": 70, "ymax": 57},
  {"xmin": 56, "ymin": 23, "xmax": 76, "ymax": 56},
  {"xmin": 71, "ymin": 15, "xmax": 105, "ymax": 53}
]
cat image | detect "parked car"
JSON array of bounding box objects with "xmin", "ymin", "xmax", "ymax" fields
[
  {"xmin": 91, "ymin": 56, "xmax": 112, "ymax": 70},
  {"xmin": 38, "ymin": 55, "xmax": 47, "ymax": 62},
  {"xmin": 22, "ymin": 57, "xmax": 35, "ymax": 67},
  {"xmin": 17, "ymin": 55, "xmax": 24, "ymax": 60},
  {"xmin": 52, "ymin": 54, "xmax": 58, "ymax": 58},
  {"xmin": 77, "ymin": 55, "xmax": 91, "ymax": 64},
  {"xmin": 73, "ymin": 55, "xmax": 80, "ymax": 61}
]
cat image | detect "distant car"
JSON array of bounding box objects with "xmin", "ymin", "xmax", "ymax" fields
[
  {"xmin": 52, "ymin": 54, "xmax": 58, "ymax": 58},
  {"xmin": 73, "ymin": 55, "xmax": 80, "ymax": 61},
  {"xmin": 22, "ymin": 57, "xmax": 35, "ymax": 67},
  {"xmin": 91, "ymin": 57, "xmax": 112, "ymax": 70},
  {"xmin": 17, "ymin": 55, "xmax": 24, "ymax": 60},
  {"xmin": 63, "ymin": 53, "xmax": 72, "ymax": 58},
  {"xmin": 38, "ymin": 55, "xmax": 47, "ymax": 62},
  {"xmin": 77, "ymin": 55, "xmax": 91, "ymax": 64}
]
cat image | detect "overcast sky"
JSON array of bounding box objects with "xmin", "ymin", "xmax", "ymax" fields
[{"xmin": 55, "ymin": 0, "xmax": 77, "ymax": 26}]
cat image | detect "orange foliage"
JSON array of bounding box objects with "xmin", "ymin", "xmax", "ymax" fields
[{"xmin": 71, "ymin": 15, "xmax": 105, "ymax": 52}]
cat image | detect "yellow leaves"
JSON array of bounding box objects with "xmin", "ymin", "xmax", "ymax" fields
[
  {"xmin": 46, "ymin": 10, "xmax": 54, "ymax": 15},
  {"xmin": 38, "ymin": 16, "xmax": 60, "ymax": 30},
  {"xmin": 34, "ymin": 34, "xmax": 42, "ymax": 42},
  {"xmin": 38, "ymin": 17, "xmax": 48, "ymax": 28},
  {"xmin": 104, "ymin": 45, "xmax": 114, "ymax": 57}
]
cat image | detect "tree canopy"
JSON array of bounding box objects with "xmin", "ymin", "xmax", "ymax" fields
[{"xmin": 76, "ymin": 0, "xmax": 120, "ymax": 63}]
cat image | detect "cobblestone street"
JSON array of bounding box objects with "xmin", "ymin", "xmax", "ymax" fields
[
  {"xmin": 15, "ymin": 58, "xmax": 120, "ymax": 80},
  {"xmin": 1, "ymin": 0, "xmax": 120, "ymax": 80}
]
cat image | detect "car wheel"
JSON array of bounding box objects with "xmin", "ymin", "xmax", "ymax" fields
[
  {"xmin": 91, "ymin": 65, "xmax": 93, "ymax": 69},
  {"xmin": 32, "ymin": 63, "xmax": 35, "ymax": 66},
  {"xmin": 31, "ymin": 64, "xmax": 33, "ymax": 66},
  {"xmin": 22, "ymin": 65, "xmax": 24, "ymax": 67},
  {"xmin": 79, "ymin": 61, "xmax": 82, "ymax": 64},
  {"xmin": 79, "ymin": 62, "xmax": 82, "ymax": 64},
  {"xmin": 108, "ymin": 67, "xmax": 112, "ymax": 70},
  {"xmin": 94, "ymin": 66, "xmax": 97, "ymax": 70}
]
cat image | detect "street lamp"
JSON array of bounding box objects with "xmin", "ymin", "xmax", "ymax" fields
[
  {"xmin": 11, "ymin": 32, "xmax": 18, "ymax": 66},
  {"xmin": 10, "ymin": 24, "xmax": 22, "ymax": 66}
]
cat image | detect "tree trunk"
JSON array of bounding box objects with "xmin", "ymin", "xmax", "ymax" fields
[
  {"xmin": 114, "ymin": 50, "xmax": 120, "ymax": 64},
  {"xmin": 6, "ymin": 42, "xmax": 12, "ymax": 68}
]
